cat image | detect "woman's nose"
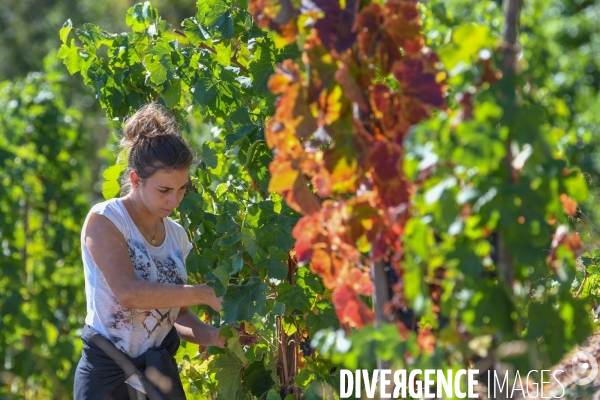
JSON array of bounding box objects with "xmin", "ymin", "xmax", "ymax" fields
[{"xmin": 167, "ymin": 192, "xmax": 178, "ymax": 207}]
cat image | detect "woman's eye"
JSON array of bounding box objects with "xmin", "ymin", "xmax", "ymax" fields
[{"xmin": 159, "ymin": 189, "xmax": 169, "ymax": 194}]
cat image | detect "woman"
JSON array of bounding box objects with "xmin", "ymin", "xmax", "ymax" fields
[{"xmin": 74, "ymin": 104, "xmax": 254, "ymax": 399}]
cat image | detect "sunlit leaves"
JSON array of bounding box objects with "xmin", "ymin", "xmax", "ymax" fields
[
  {"xmin": 58, "ymin": 39, "xmax": 87, "ymax": 74},
  {"xmin": 59, "ymin": 19, "xmax": 73, "ymax": 44},
  {"xmin": 102, "ymin": 164, "xmax": 126, "ymax": 199},
  {"xmin": 437, "ymin": 23, "xmax": 496, "ymax": 71},
  {"xmin": 196, "ymin": 0, "xmax": 234, "ymax": 39},
  {"xmin": 126, "ymin": 1, "xmax": 159, "ymax": 33},
  {"xmin": 192, "ymin": 67, "xmax": 242, "ymax": 118},
  {"xmin": 182, "ymin": 17, "xmax": 209, "ymax": 46},
  {"xmin": 249, "ymin": 37, "xmax": 276, "ymax": 94}
]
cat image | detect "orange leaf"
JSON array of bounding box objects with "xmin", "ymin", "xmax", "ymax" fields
[
  {"xmin": 559, "ymin": 193, "xmax": 577, "ymax": 217},
  {"xmin": 268, "ymin": 158, "xmax": 299, "ymax": 193},
  {"xmin": 287, "ymin": 175, "xmax": 321, "ymax": 215},
  {"xmin": 417, "ymin": 326, "xmax": 435, "ymax": 353},
  {"xmin": 332, "ymin": 285, "xmax": 374, "ymax": 329}
]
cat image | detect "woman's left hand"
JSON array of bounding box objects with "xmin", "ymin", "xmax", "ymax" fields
[{"xmin": 212, "ymin": 326, "xmax": 259, "ymax": 348}]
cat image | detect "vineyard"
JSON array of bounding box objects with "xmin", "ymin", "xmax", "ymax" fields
[{"xmin": 1, "ymin": 0, "xmax": 600, "ymax": 398}]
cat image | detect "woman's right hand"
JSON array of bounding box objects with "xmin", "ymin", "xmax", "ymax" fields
[
  {"xmin": 196, "ymin": 285, "xmax": 223, "ymax": 312},
  {"xmin": 209, "ymin": 294, "xmax": 223, "ymax": 313}
]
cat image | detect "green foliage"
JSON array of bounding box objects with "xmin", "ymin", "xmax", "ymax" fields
[
  {"xmin": 0, "ymin": 54, "xmax": 93, "ymax": 398},
  {"xmin": 61, "ymin": 2, "xmax": 338, "ymax": 398},
  {"xmin": 21, "ymin": 0, "xmax": 597, "ymax": 398}
]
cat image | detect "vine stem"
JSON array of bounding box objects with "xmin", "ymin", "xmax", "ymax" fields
[
  {"xmin": 237, "ymin": 251, "xmax": 278, "ymax": 292},
  {"xmin": 278, "ymin": 317, "xmax": 290, "ymax": 387},
  {"xmin": 576, "ymin": 270, "xmax": 589, "ymax": 298},
  {"xmin": 256, "ymin": 332, "xmax": 278, "ymax": 350}
]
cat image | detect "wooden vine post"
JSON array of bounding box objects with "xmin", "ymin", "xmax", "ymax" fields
[{"xmin": 490, "ymin": 1, "xmax": 522, "ymax": 398}]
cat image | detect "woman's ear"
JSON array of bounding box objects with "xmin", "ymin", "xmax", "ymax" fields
[{"xmin": 130, "ymin": 170, "xmax": 140, "ymax": 189}]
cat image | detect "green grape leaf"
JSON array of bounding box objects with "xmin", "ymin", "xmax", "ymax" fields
[
  {"xmin": 218, "ymin": 326, "xmax": 247, "ymax": 364},
  {"xmin": 306, "ymin": 306, "xmax": 339, "ymax": 337},
  {"xmin": 201, "ymin": 142, "xmax": 218, "ymax": 168},
  {"xmin": 246, "ymin": 140, "xmax": 272, "ymax": 191},
  {"xmin": 58, "ymin": 39, "xmax": 86, "ymax": 74},
  {"xmin": 241, "ymin": 227, "xmax": 261, "ymax": 257},
  {"xmin": 215, "ymin": 42, "xmax": 232, "ymax": 66},
  {"xmin": 162, "ymin": 79, "xmax": 182, "ymax": 109},
  {"xmin": 272, "ymin": 302, "xmax": 285, "ymax": 316},
  {"xmin": 255, "ymin": 246, "xmax": 288, "ymax": 280},
  {"xmin": 182, "ymin": 17, "xmax": 209, "ymax": 46},
  {"xmin": 101, "ymin": 164, "xmax": 126, "ymax": 199},
  {"xmin": 244, "ymin": 360, "xmax": 275, "ymax": 398},
  {"xmin": 207, "ymin": 263, "xmax": 231, "ymax": 290},
  {"xmin": 249, "ymin": 38, "xmax": 276, "ymax": 94},
  {"xmin": 214, "ymin": 352, "xmax": 244, "ymax": 399},
  {"xmin": 76, "ymin": 23, "xmax": 103, "ymax": 49},
  {"xmin": 102, "ymin": 180, "xmax": 121, "ymax": 200},
  {"xmin": 196, "ymin": 0, "xmax": 234, "ymax": 39},
  {"xmin": 244, "ymin": 200, "xmax": 298, "ymax": 252},
  {"xmin": 144, "ymin": 53, "xmax": 169, "ymax": 86},
  {"xmin": 126, "ymin": 1, "xmax": 158, "ymax": 32},
  {"xmin": 277, "ymin": 282, "xmax": 311, "ymax": 313},
  {"xmin": 222, "ymin": 281, "xmax": 268, "ymax": 324},
  {"xmin": 60, "ymin": 20, "xmax": 73, "ymax": 44},
  {"xmin": 267, "ymin": 389, "xmax": 281, "ymax": 400},
  {"xmin": 218, "ymin": 231, "xmax": 242, "ymax": 247}
]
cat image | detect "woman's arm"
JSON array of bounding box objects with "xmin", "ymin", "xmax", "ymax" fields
[
  {"xmin": 85, "ymin": 213, "xmax": 222, "ymax": 310},
  {"xmin": 174, "ymin": 307, "xmax": 225, "ymax": 347},
  {"xmin": 174, "ymin": 308, "xmax": 259, "ymax": 347}
]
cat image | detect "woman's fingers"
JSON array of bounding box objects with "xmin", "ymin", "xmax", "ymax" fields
[
  {"xmin": 210, "ymin": 296, "xmax": 223, "ymax": 312},
  {"xmin": 238, "ymin": 333, "xmax": 258, "ymax": 346}
]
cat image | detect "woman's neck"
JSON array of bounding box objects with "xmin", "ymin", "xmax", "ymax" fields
[{"xmin": 125, "ymin": 193, "xmax": 159, "ymax": 230}]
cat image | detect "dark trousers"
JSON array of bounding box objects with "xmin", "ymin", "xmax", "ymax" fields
[{"xmin": 108, "ymin": 382, "xmax": 149, "ymax": 400}]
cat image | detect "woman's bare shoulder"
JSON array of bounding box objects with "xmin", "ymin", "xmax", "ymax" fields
[{"xmin": 85, "ymin": 212, "xmax": 124, "ymax": 240}]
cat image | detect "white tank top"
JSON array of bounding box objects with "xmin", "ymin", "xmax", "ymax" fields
[{"xmin": 80, "ymin": 197, "xmax": 192, "ymax": 357}]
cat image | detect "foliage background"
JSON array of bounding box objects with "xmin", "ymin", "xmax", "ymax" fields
[{"xmin": 0, "ymin": 0, "xmax": 599, "ymax": 399}]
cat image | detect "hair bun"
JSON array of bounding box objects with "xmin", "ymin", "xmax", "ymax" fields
[{"xmin": 121, "ymin": 103, "xmax": 178, "ymax": 147}]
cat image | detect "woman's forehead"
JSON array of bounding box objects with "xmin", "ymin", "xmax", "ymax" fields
[{"xmin": 150, "ymin": 169, "xmax": 189, "ymax": 186}]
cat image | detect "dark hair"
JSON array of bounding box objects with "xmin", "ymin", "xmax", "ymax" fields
[{"xmin": 119, "ymin": 103, "xmax": 195, "ymax": 195}]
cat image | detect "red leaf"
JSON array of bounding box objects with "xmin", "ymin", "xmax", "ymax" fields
[
  {"xmin": 311, "ymin": 0, "xmax": 359, "ymax": 54},
  {"xmin": 383, "ymin": 0, "xmax": 423, "ymax": 55},
  {"xmin": 293, "ymin": 215, "xmax": 321, "ymax": 262},
  {"xmin": 355, "ymin": 3, "xmax": 382, "ymax": 59},
  {"xmin": 393, "ymin": 56, "xmax": 445, "ymax": 108},
  {"xmin": 368, "ymin": 141, "xmax": 410, "ymax": 208},
  {"xmin": 335, "ymin": 63, "xmax": 368, "ymax": 112},
  {"xmin": 287, "ymin": 175, "xmax": 321, "ymax": 215},
  {"xmin": 333, "ymin": 284, "xmax": 374, "ymax": 328}
]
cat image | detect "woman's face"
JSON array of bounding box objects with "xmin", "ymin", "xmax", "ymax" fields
[{"xmin": 135, "ymin": 168, "xmax": 190, "ymax": 217}]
